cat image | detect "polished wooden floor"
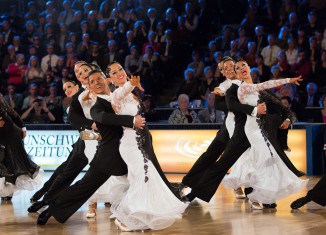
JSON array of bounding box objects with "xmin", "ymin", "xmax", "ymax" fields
[{"xmin": 0, "ymin": 173, "xmax": 325, "ymax": 235}]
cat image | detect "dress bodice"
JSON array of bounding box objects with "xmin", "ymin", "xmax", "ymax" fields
[
  {"xmin": 114, "ymin": 93, "xmax": 139, "ymax": 116},
  {"xmin": 110, "ymin": 82, "xmax": 138, "ymax": 116}
]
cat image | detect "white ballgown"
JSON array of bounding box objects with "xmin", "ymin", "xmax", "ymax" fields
[
  {"xmin": 107, "ymin": 84, "xmax": 188, "ymax": 231},
  {"xmin": 222, "ymin": 79, "xmax": 308, "ymax": 204}
]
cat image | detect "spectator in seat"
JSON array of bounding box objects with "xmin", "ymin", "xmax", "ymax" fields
[
  {"xmin": 44, "ymin": 82, "xmax": 63, "ymax": 123},
  {"xmin": 174, "ymin": 68, "xmax": 200, "ymax": 101},
  {"xmin": 24, "ymin": 55, "xmax": 44, "ymax": 85},
  {"xmin": 261, "ymin": 34, "xmax": 281, "ymax": 67},
  {"xmin": 285, "ymin": 38, "xmax": 298, "ymax": 65},
  {"xmin": 4, "ymin": 84, "xmax": 23, "ymax": 114},
  {"xmin": 41, "ymin": 43, "xmax": 59, "ymax": 74},
  {"xmin": 187, "ymin": 50, "xmax": 205, "ymax": 80},
  {"xmin": 21, "ymin": 83, "xmax": 42, "ymax": 111},
  {"xmin": 290, "ymin": 48, "xmax": 312, "ymax": 89},
  {"xmin": 244, "ymin": 42, "xmax": 257, "ymax": 68},
  {"xmin": 7, "ymin": 54, "xmax": 28, "ymax": 93},
  {"xmin": 168, "ymin": 94, "xmax": 199, "ymax": 124},
  {"xmin": 300, "ymin": 82, "xmax": 320, "ymax": 107},
  {"xmin": 124, "ymin": 46, "xmax": 143, "ymax": 76},
  {"xmin": 198, "ymin": 93, "xmax": 224, "ymax": 123},
  {"xmin": 21, "ymin": 98, "xmax": 56, "ymax": 124}
]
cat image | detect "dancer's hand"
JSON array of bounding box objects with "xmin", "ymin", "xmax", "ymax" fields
[
  {"xmin": 289, "ymin": 75, "xmax": 302, "ymax": 86},
  {"xmin": 134, "ymin": 115, "xmax": 146, "ymax": 129},
  {"xmin": 279, "ymin": 119, "xmax": 290, "ymax": 129},
  {"xmin": 257, "ymin": 103, "xmax": 267, "ymax": 115},
  {"xmin": 128, "ymin": 75, "xmax": 144, "ymax": 91},
  {"xmin": 211, "ymin": 87, "xmax": 224, "ymax": 96},
  {"xmin": 91, "ymin": 122, "xmax": 97, "ymax": 130}
]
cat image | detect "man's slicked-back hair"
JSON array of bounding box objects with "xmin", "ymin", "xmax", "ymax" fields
[
  {"xmin": 88, "ymin": 69, "xmax": 106, "ymax": 79},
  {"xmin": 221, "ymin": 56, "xmax": 235, "ymax": 63}
]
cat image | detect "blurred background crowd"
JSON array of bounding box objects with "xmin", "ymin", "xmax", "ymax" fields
[{"xmin": 0, "ymin": 0, "xmax": 325, "ymax": 124}]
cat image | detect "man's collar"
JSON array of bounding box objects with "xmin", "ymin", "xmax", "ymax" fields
[
  {"xmin": 97, "ymin": 94, "xmax": 111, "ymax": 102},
  {"xmin": 232, "ymin": 79, "xmax": 242, "ymax": 85}
]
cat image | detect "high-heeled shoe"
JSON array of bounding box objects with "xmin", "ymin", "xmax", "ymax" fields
[
  {"xmin": 86, "ymin": 203, "xmax": 97, "ymax": 218},
  {"xmin": 234, "ymin": 188, "xmax": 246, "ymax": 199},
  {"xmin": 115, "ymin": 219, "xmax": 132, "ymax": 232},
  {"xmin": 248, "ymin": 199, "xmax": 263, "ymax": 210}
]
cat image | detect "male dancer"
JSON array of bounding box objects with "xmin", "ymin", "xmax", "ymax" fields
[{"xmin": 36, "ymin": 69, "xmax": 145, "ymax": 224}]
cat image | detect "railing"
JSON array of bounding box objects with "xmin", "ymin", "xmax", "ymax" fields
[{"xmin": 24, "ymin": 123, "xmax": 325, "ymax": 175}]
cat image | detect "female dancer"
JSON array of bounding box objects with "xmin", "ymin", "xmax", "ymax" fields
[
  {"xmin": 0, "ymin": 93, "xmax": 43, "ymax": 200},
  {"xmin": 222, "ymin": 60, "xmax": 308, "ymax": 208},
  {"xmin": 102, "ymin": 62, "xmax": 188, "ymax": 231}
]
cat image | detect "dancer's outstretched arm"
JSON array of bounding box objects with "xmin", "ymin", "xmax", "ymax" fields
[{"xmin": 238, "ymin": 76, "xmax": 302, "ymax": 103}]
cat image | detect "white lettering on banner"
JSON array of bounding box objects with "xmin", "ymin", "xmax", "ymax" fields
[{"xmin": 24, "ymin": 130, "xmax": 79, "ymax": 169}]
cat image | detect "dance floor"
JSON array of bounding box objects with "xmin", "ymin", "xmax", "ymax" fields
[{"xmin": 0, "ymin": 173, "xmax": 325, "ymax": 235}]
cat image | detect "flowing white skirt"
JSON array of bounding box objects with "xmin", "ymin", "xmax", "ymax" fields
[
  {"xmin": 0, "ymin": 168, "xmax": 44, "ymax": 197},
  {"xmin": 222, "ymin": 115, "xmax": 308, "ymax": 204},
  {"xmin": 84, "ymin": 140, "xmax": 129, "ymax": 205},
  {"xmin": 110, "ymin": 129, "xmax": 188, "ymax": 231}
]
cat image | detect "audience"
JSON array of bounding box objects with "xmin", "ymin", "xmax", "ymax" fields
[{"xmin": 0, "ymin": 1, "xmax": 324, "ymax": 124}]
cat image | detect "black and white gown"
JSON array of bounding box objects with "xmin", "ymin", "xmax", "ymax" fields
[
  {"xmin": 0, "ymin": 94, "xmax": 43, "ymax": 197},
  {"xmin": 102, "ymin": 84, "xmax": 188, "ymax": 231},
  {"xmin": 222, "ymin": 79, "xmax": 308, "ymax": 203}
]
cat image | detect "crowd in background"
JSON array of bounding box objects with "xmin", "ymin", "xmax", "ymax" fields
[{"xmin": 0, "ymin": 0, "xmax": 325, "ymax": 124}]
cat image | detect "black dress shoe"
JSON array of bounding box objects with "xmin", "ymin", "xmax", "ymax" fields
[
  {"xmin": 290, "ymin": 197, "xmax": 310, "ymax": 209},
  {"xmin": 37, "ymin": 209, "xmax": 52, "ymax": 225},
  {"xmin": 30, "ymin": 189, "xmax": 46, "ymax": 202},
  {"xmin": 28, "ymin": 200, "xmax": 47, "ymax": 213},
  {"xmin": 263, "ymin": 203, "xmax": 277, "ymax": 208}
]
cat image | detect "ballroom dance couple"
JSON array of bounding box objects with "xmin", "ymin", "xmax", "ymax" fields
[
  {"xmin": 0, "ymin": 93, "xmax": 43, "ymax": 200},
  {"xmin": 28, "ymin": 61, "xmax": 129, "ymax": 218},
  {"xmin": 180, "ymin": 57, "xmax": 308, "ymax": 209},
  {"xmin": 34, "ymin": 62, "xmax": 188, "ymax": 231}
]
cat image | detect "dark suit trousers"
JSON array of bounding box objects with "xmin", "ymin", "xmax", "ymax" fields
[
  {"xmin": 43, "ymin": 138, "xmax": 88, "ymax": 203},
  {"xmin": 307, "ymin": 174, "xmax": 326, "ymax": 206},
  {"xmin": 182, "ymin": 124, "xmax": 229, "ymax": 188},
  {"xmin": 49, "ymin": 167, "xmax": 111, "ymax": 223},
  {"xmin": 190, "ymin": 125, "xmax": 250, "ymax": 202},
  {"xmin": 40, "ymin": 151, "xmax": 72, "ymax": 193}
]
